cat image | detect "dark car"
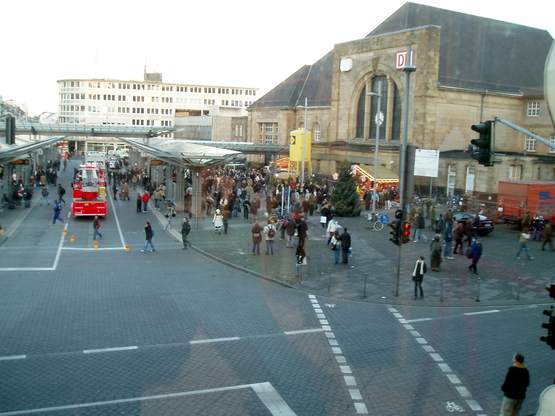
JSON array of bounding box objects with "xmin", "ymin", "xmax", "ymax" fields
[{"xmin": 453, "ymin": 212, "xmax": 494, "ymax": 236}]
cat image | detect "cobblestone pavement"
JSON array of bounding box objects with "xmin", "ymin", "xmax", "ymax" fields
[
  {"xmin": 1, "ymin": 167, "xmax": 554, "ymax": 415},
  {"xmin": 161, "ymin": 208, "xmax": 555, "ymax": 307}
]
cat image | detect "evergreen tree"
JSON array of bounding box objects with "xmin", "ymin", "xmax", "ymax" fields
[{"xmin": 331, "ymin": 168, "xmax": 361, "ymax": 217}]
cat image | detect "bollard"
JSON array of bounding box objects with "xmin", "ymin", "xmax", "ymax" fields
[
  {"xmin": 93, "ymin": 240, "xmax": 99, "ymax": 249},
  {"xmin": 124, "ymin": 244, "xmax": 129, "ymax": 252},
  {"xmin": 475, "ymin": 277, "xmax": 481, "ymax": 302},
  {"xmin": 69, "ymin": 234, "xmax": 75, "ymax": 243},
  {"xmin": 516, "ymin": 276, "xmax": 521, "ymax": 300}
]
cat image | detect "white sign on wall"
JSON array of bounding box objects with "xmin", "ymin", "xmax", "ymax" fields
[{"xmin": 414, "ymin": 149, "xmax": 440, "ymax": 178}]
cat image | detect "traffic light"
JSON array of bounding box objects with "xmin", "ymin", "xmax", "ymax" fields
[
  {"xmin": 540, "ymin": 306, "xmax": 555, "ymax": 349},
  {"xmin": 5, "ymin": 115, "xmax": 15, "ymax": 145},
  {"xmin": 469, "ymin": 120, "xmax": 494, "ymax": 166},
  {"xmin": 394, "ymin": 209, "xmax": 403, "ymax": 220},
  {"xmin": 389, "ymin": 220, "xmax": 401, "ymax": 246},
  {"xmin": 401, "ymin": 221, "xmax": 411, "ymax": 244}
]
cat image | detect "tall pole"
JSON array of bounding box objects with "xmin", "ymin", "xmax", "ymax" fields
[
  {"xmin": 372, "ymin": 81, "xmax": 382, "ymax": 215},
  {"xmin": 301, "ymin": 97, "xmax": 307, "ymax": 186},
  {"xmin": 394, "ymin": 48, "xmax": 416, "ymax": 297}
]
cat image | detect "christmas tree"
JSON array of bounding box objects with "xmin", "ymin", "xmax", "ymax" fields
[{"xmin": 331, "ymin": 168, "xmax": 361, "ymax": 217}]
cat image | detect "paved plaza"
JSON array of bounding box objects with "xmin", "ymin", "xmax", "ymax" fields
[{"xmin": 0, "ymin": 162, "xmax": 553, "ymax": 415}]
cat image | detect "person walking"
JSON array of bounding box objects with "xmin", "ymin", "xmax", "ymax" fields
[
  {"xmin": 136, "ymin": 193, "xmax": 142, "ymax": 213},
  {"xmin": 468, "ymin": 238, "xmax": 482, "ymax": 275},
  {"xmin": 430, "ymin": 234, "xmax": 442, "ymax": 271},
  {"xmin": 414, "ymin": 212, "xmax": 427, "ymax": 242},
  {"xmin": 297, "ymin": 216, "xmax": 308, "ymax": 248},
  {"xmin": 57, "ymin": 184, "xmax": 66, "ymax": 204},
  {"xmin": 541, "ymin": 220, "xmax": 553, "ymax": 251},
  {"xmin": 52, "ymin": 200, "xmax": 63, "ymax": 224},
  {"xmin": 285, "ymin": 217, "xmax": 296, "ymax": 247},
  {"xmin": 263, "ymin": 220, "xmax": 276, "ymax": 255},
  {"xmin": 251, "ymin": 222, "xmax": 263, "ymax": 255},
  {"xmin": 443, "ymin": 220, "xmax": 454, "ymax": 259},
  {"xmin": 222, "ymin": 205, "xmax": 231, "ymax": 235},
  {"xmin": 92, "ymin": 216, "xmax": 102, "ymax": 240},
  {"xmin": 112, "ymin": 181, "xmax": 118, "ymax": 201},
  {"xmin": 412, "ymin": 256, "xmax": 427, "ymax": 299},
  {"xmin": 141, "ymin": 191, "xmax": 150, "ymax": 213},
  {"xmin": 326, "ymin": 217, "xmax": 340, "ymax": 245},
  {"xmin": 181, "ymin": 217, "xmax": 191, "ymax": 249},
  {"xmin": 499, "ymin": 353, "xmax": 530, "ymax": 416},
  {"xmin": 212, "ymin": 209, "xmax": 224, "ymax": 234},
  {"xmin": 41, "ymin": 185, "xmax": 50, "ymax": 206},
  {"xmin": 515, "ymin": 232, "xmax": 533, "ymax": 260},
  {"xmin": 141, "ymin": 221, "xmax": 155, "ymax": 253},
  {"xmin": 330, "ymin": 230, "xmax": 341, "ymax": 264},
  {"xmin": 453, "ymin": 222, "xmax": 464, "ymax": 254},
  {"xmin": 340, "ymin": 228, "xmax": 351, "ymax": 264}
]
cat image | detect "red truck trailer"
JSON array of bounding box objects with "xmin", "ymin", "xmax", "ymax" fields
[{"xmin": 497, "ymin": 180, "xmax": 555, "ymax": 223}]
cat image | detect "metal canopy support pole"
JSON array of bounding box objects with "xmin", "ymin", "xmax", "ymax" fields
[
  {"xmin": 372, "ymin": 81, "xmax": 383, "ymax": 215},
  {"xmin": 301, "ymin": 97, "xmax": 307, "ymax": 187},
  {"xmin": 394, "ymin": 48, "xmax": 416, "ymax": 298}
]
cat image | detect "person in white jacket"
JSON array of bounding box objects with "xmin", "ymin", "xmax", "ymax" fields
[
  {"xmin": 326, "ymin": 218, "xmax": 340, "ymax": 244},
  {"xmin": 213, "ymin": 209, "xmax": 224, "ymax": 234}
]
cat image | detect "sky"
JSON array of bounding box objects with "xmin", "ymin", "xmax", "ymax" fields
[{"xmin": 0, "ymin": 0, "xmax": 553, "ymax": 115}]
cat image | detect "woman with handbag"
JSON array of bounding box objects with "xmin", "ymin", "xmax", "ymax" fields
[{"xmin": 412, "ymin": 256, "xmax": 427, "ymax": 299}]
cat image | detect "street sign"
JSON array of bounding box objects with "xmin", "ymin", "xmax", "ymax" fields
[
  {"xmin": 396, "ymin": 50, "xmax": 415, "ymax": 70},
  {"xmin": 413, "ymin": 149, "xmax": 439, "ymax": 177},
  {"xmin": 10, "ymin": 159, "xmax": 30, "ymax": 165}
]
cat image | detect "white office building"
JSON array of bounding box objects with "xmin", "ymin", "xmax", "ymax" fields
[{"xmin": 57, "ymin": 72, "xmax": 259, "ymax": 136}]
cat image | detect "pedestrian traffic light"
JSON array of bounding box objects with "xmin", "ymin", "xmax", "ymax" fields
[
  {"xmin": 469, "ymin": 120, "xmax": 494, "ymax": 166},
  {"xmin": 389, "ymin": 220, "xmax": 401, "ymax": 246},
  {"xmin": 540, "ymin": 306, "xmax": 555, "ymax": 349},
  {"xmin": 401, "ymin": 221, "xmax": 411, "ymax": 244}
]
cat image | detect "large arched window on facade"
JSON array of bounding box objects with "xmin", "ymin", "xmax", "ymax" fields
[
  {"xmin": 355, "ymin": 76, "xmax": 402, "ymax": 141},
  {"xmin": 355, "ymin": 86, "xmax": 366, "ymax": 138}
]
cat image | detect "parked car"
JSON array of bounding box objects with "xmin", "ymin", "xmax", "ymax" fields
[{"xmin": 453, "ymin": 211, "xmax": 494, "ymax": 236}]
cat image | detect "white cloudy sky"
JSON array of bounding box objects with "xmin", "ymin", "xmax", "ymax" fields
[{"xmin": 0, "ymin": 0, "xmax": 553, "ymax": 115}]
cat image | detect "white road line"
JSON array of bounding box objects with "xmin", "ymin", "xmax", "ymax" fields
[
  {"xmin": 325, "ymin": 332, "xmax": 335, "ymax": 338},
  {"xmin": 250, "ymin": 382, "xmax": 298, "ymax": 416},
  {"xmin": 308, "ymin": 294, "xmax": 316, "ymax": 299},
  {"xmin": 328, "ymin": 339, "xmax": 339, "ymax": 346},
  {"xmin": 51, "ymin": 217, "xmax": 68, "ymax": 271},
  {"xmin": 62, "ymin": 247, "xmax": 125, "ymax": 251},
  {"xmin": 283, "ymin": 328, "xmax": 324, "ymax": 335},
  {"xmin": 344, "ymin": 376, "xmax": 357, "ymax": 386},
  {"xmin": 0, "ymin": 355, "xmax": 26, "ymax": 361},
  {"xmin": 321, "ymin": 325, "xmax": 331, "ymax": 331},
  {"xmin": 349, "ymin": 389, "xmax": 362, "ymax": 400},
  {"xmin": 405, "ymin": 318, "xmax": 433, "ymax": 323},
  {"xmin": 105, "ymin": 188, "xmax": 126, "ymax": 248},
  {"xmin": 0, "ymin": 267, "xmax": 54, "ymax": 272},
  {"xmin": 387, "ymin": 306, "xmax": 485, "ymax": 415},
  {"xmin": 464, "ymin": 310, "xmax": 500, "ymax": 316},
  {"xmin": 331, "ymin": 346, "xmax": 342, "ymax": 354},
  {"xmin": 319, "ymin": 319, "xmax": 329, "ymax": 325},
  {"xmin": 335, "ymin": 356, "xmax": 347, "ymax": 364},
  {"xmin": 354, "ymin": 402, "xmax": 369, "ymax": 414},
  {"xmin": 340, "ymin": 365, "xmax": 352, "ymax": 374},
  {"xmin": 190, "ymin": 337, "xmax": 240, "ymax": 345},
  {"xmin": 83, "ymin": 346, "xmax": 138, "ymax": 354},
  {"xmin": 0, "ymin": 382, "xmax": 297, "ymax": 416}
]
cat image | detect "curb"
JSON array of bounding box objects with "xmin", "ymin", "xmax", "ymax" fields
[{"xmin": 150, "ymin": 207, "xmax": 294, "ymax": 290}]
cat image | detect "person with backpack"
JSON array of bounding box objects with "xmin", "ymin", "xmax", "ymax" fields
[
  {"xmin": 412, "ymin": 256, "xmax": 427, "ymax": 299},
  {"xmin": 141, "ymin": 221, "xmax": 155, "ymax": 253},
  {"xmin": 263, "ymin": 220, "xmax": 277, "ymax": 255},
  {"xmin": 181, "ymin": 217, "xmax": 191, "ymax": 249},
  {"xmin": 92, "ymin": 216, "xmax": 102, "ymax": 240}
]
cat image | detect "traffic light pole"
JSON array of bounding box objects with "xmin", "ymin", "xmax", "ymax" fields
[
  {"xmin": 495, "ymin": 117, "xmax": 555, "ymax": 150},
  {"xmin": 394, "ymin": 53, "xmax": 416, "ymax": 297}
]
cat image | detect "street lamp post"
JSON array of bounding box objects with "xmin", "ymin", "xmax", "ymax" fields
[
  {"xmin": 301, "ymin": 97, "xmax": 308, "ymax": 186},
  {"xmin": 367, "ymin": 80, "xmax": 383, "ymax": 215}
]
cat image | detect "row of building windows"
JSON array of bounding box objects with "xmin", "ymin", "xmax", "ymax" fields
[
  {"xmin": 257, "ymin": 123, "xmax": 278, "ymax": 144},
  {"xmin": 61, "ymin": 80, "xmax": 256, "ymax": 96},
  {"xmin": 527, "ymin": 101, "xmax": 540, "ymax": 117},
  {"xmin": 524, "ymin": 134, "xmax": 555, "ymax": 152}
]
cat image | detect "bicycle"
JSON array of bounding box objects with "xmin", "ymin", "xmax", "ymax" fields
[{"xmin": 367, "ymin": 212, "xmax": 385, "ymax": 231}]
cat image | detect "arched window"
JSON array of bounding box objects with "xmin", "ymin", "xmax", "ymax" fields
[{"xmin": 355, "ymin": 86, "xmax": 366, "ymax": 138}]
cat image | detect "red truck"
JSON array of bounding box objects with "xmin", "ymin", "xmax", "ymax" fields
[{"xmin": 497, "ymin": 180, "xmax": 555, "ymax": 223}]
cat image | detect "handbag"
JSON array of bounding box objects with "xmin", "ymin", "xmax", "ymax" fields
[{"xmin": 320, "ymin": 216, "xmax": 327, "ymax": 224}]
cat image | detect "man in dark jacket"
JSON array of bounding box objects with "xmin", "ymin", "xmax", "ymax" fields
[
  {"xmin": 340, "ymin": 228, "xmax": 351, "ymax": 264},
  {"xmin": 141, "ymin": 221, "xmax": 155, "ymax": 253},
  {"xmin": 181, "ymin": 218, "xmax": 191, "ymax": 249},
  {"xmin": 499, "ymin": 353, "xmax": 530, "ymax": 416}
]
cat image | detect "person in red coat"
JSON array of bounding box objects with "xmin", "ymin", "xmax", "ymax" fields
[{"xmin": 142, "ymin": 191, "xmax": 150, "ymax": 213}]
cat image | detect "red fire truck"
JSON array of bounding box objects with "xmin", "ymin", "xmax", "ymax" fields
[{"xmin": 71, "ymin": 162, "xmax": 108, "ymax": 217}]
